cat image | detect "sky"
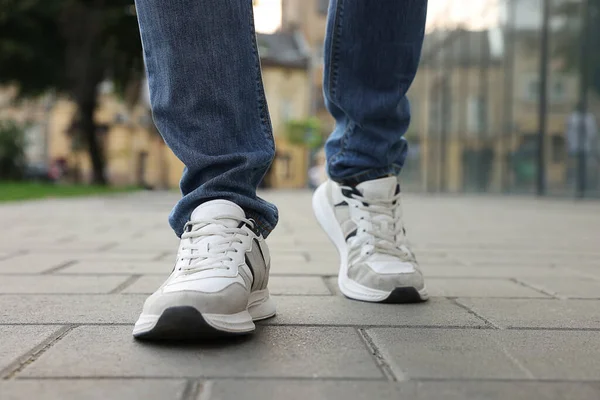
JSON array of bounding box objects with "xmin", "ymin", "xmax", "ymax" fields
[{"xmin": 253, "ymin": 0, "xmax": 500, "ymax": 33}]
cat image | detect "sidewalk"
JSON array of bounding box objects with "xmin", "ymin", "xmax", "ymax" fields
[{"xmin": 1, "ymin": 190, "xmax": 599, "ymax": 399}]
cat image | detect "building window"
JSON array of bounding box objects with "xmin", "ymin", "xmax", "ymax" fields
[
  {"xmin": 528, "ymin": 80, "xmax": 539, "ymax": 100},
  {"xmin": 524, "ymin": 74, "xmax": 568, "ymax": 104},
  {"xmin": 551, "ymin": 135, "xmax": 565, "ymax": 163},
  {"xmin": 318, "ymin": 0, "xmax": 329, "ymax": 15},
  {"xmin": 467, "ymin": 96, "xmax": 486, "ymax": 136},
  {"xmin": 552, "ymin": 79, "xmax": 566, "ymax": 103}
]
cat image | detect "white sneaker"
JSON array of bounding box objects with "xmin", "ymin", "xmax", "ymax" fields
[
  {"xmin": 313, "ymin": 176, "xmax": 428, "ymax": 303},
  {"xmin": 133, "ymin": 200, "xmax": 276, "ymax": 340}
]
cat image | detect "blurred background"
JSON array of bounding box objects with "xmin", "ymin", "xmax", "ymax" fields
[{"xmin": 0, "ymin": 0, "xmax": 598, "ymax": 200}]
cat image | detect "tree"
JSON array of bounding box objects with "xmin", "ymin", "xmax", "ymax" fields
[
  {"xmin": 0, "ymin": 0, "xmax": 144, "ymax": 184},
  {"xmin": 554, "ymin": 0, "xmax": 600, "ymax": 96},
  {"xmin": 0, "ymin": 121, "xmax": 26, "ymax": 180}
]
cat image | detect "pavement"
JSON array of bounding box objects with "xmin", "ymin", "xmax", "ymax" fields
[{"xmin": 0, "ymin": 190, "xmax": 600, "ymax": 399}]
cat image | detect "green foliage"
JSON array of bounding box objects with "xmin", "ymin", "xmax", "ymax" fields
[
  {"xmin": 0, "ymin": 0, "xmax": 65, "ymax": 95},
  {"xmin": 554, "ymin": 0, "xmax": 600, "ymax": 96},
  {"xmin": 0, "ymin": 0, "xmax": 144, "ymax": 184},
  {"xmin": 0, "ymin": 182, "xmax": 140, "ymax": 202},
  {"xmin": 0, "ymin": 121, "xmax": 27, "ymax": 180},
  {"xmin": 285, "ymin": 117, "xmax": 323, "ymax": 149},
  {"xmin": 0, "ymin": 0, "xmax": 143, "ymax": 96}
]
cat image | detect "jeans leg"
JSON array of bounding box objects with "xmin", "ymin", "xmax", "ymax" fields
[
  {"xmin": 134, "ymin": 0, "xmax": 277, "ymax": 237},
  {"xmin": 323, "ymin": 0, "xmax": 428, "ymax": 184}
]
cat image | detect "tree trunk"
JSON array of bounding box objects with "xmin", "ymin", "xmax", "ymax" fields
[
  {"xmin": 78, "ymin": 94, "xmax": 106, "ymax": 185},
  {"xmin": 61, "ymin": 0, "xmax": 107, "ymax": 185}
]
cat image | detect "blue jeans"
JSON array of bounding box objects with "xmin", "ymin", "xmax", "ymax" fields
[{"xmin": 135, "ymin": 0, "xmax": 427, "ymax": 237}]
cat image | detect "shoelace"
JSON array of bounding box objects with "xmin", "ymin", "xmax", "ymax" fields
[
  {"xmin": 178, "ymin": 215, "xmax": 254, "ymax": 273},
  {"xmin": 344, "ymin": 189, "xmax": 414, "ymax": 262}
]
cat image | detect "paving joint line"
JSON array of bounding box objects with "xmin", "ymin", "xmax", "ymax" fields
[
  {"xmin": 0, "ymin": 250, "xmax": 28, "ymax": 262},
  {"xmin": 11, "ymin": 376, "xmax": 600, "ymax": 383},
  {"xmin": 195, "ymin": 381, "xmax": 212, "ymax": 400},
  {"xmin": 181, "ymin": 380, "xmax": 203, "ymax": 400},
  {"xmin": 108, "ymin": 275, "xmax": 142, "ymax": 294},
  {"xmin": 16, "ymin": 375, "xmax": 389, "ymax": 381},
  {"xmin": 320, "ymin": 276, "xmax": 338, "ymax": 296},
  {"xmin": 510, "ymin": 278, "xmax": 560, "ymax": 299},
  {"xmin": 2, "ymin": 323, "xmax": 600, "ymax": 331},
  {"xmin": 450, "ymin": 298, "xmax": 501, "ymax": 329},
  {"xmin": 0, "ymin": 325, "xmax": 76, "ymax": 380},
  {"xmin": 410, "ymin": 377, "xmax": 600, "ymax": 383},
  {"xmin": 356, "ymin": 328, "xmax": 399, "ymax": 382},
  {"xmin": 40, "ymin": 260, "xmax": 78, "ymax": 275}
]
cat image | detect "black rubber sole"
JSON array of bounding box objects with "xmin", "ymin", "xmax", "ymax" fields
[
  {"xmin": 133, "ymin": 306, "xmax": 253, "ymax": 342},
  {"xmin": 382, "ymin": 287, "xmax": 428, "ymax": 304}
]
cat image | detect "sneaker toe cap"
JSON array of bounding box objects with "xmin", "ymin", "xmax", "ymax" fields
[{"xmin": 143, "ymin": 283, "xmax": 249, "ymax": 316}]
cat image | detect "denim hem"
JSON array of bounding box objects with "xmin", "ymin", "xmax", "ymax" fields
[
  {"xmin": 329, "ymin": 164, "xmax": 403, "ymax": 186},
  {"xmin": 171, "ymin": 208, "xmax": 275, "ymax": 239},
  {"xmin": 244, "ymin": 210, "xmax": 276, "ymax": 238}
]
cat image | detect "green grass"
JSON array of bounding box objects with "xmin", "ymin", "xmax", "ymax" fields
[{"xmin": 0, "ymin": 182, "xmax": 140, "ymax": 202}]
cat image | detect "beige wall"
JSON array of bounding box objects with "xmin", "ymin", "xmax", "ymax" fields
[
  {"xmin": 262, "ymin": 67, "xmax": 311, "ymax": 137},
  {"xmin": 262, "ymin": 66, "xmax": 312, "ymax": 188},
  {"xmin": 282, "ymin": 0, "xmax": 327, "ymax": 49},
  {"xmin": 40, "ymin": 63, "xmax": 310, "ymax": 189}
]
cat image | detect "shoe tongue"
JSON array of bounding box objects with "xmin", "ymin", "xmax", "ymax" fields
[
  {"xmin": 190, "ymin": 200, "xmax": 245, "ymax": 228},
  {"xmin": 355, "ymin": 176, "xmax": 398, "ymax": 200}
]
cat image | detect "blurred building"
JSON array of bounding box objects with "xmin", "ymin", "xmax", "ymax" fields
[
  {"xmin": 411, "ymin": 28, "xmax": 583, "ymax": 192},
  {"xmin": 257, "ymin": 31, "xmax": 312, "ymax": 188},
  {"xmin": 1, "ymin": 31, "xmax": 312, "ymax": 189},
  {"xmin": 279, "ymin": 0, "xmax": 600, "ymax": 194},
  {"xmin": 281, "ymin": 0, "xmax": 334, "ymax": 134}
]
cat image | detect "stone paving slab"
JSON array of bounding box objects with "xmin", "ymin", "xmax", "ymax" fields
[
  {"xmin": 269, "ymin": 257, "xmax": 339, "ymax": 275},
  {"xmin": 122, "ymin": 275, "xmax": 332, "ymax": 296},
  {"xmin": 0, "ymin": 254, "xmax": 75, "ymax": 274},
  {"xmin": 21, "ymin": 326, "xmax": 383, "ymax": 379},
  {"xmin": 205, "ymin": 380, "xmax": 600, "ymax": 400},
  {"xmin": 58, "ymin": 261, "xmax": 172, "ymax": 275},
  {"xmin": 0, "ymin": 326, "xmax": 60, "ymax": 373},
  {"xmin": 0, "ymin": 380, "xmax": 187, "ymax": 400},
  {"xmin": 1, "ymin": 191, "xmax": 600, "ymax": 399},
  {"xmin": 421, "ymin": 265, "xmax": 580, "ymax": 278},
  {"xmin": 0, "ymin": 254, "xmax": 165, "ymax": 275},
  {"xmin": 0, "ymin": 295, "xmax": 145, "ymax": 324},
  {"xmin": 261, "ymin": 297, "xmax": 485, "ymax": 327},
  {"xmin": 515, "ymin": 277, "xmax": 600, "ymax": 299},
  {"xmin": 0, "ymin": 294, "xmax": 480, "ymax": 327},
  {"xmin": 425, "ymin": 278, "xmax": 549, "ymax": 298},
  {"xmin": 458, "ymin": 258, "xmax": 600, "ymax": 268},
  {"xmin": 570, "ymin": 266, "xmax": 600, "ymax": 279},
  {"xmin": 0, "ymin": 275, "xmax": 131, "ymax": 294},
  {"xmin": 367, "ymin": 328, "xmax": 529, "ymax": 380},
  {"xmin": 368, "ymin": 328, "xmax": 600, "ymax": 380},
  {"xmin": 456, "ymin": 298, "xmax": 600, "ymax": 329},
  {"xmin": 494, "ymin": 330, "xmax": 600, "ymax": 380}
]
